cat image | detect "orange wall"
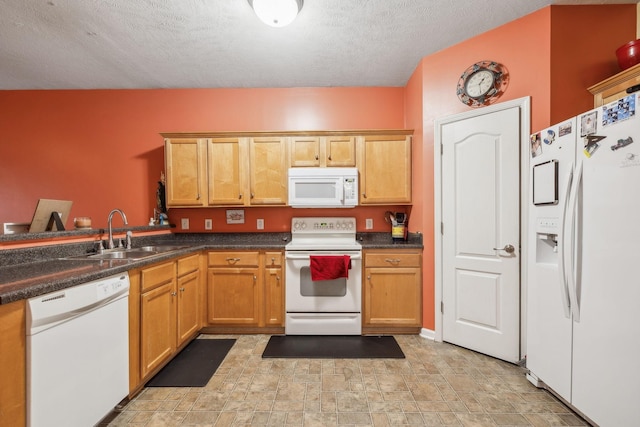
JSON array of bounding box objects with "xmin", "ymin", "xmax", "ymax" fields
[
  {"xmin": 409, "ymin": 5, "xmax": 635, "ymax": 330},
  {"xmin": 0, "ymin": 88, "xmax": 405, "ymax": 230},
  {"xmin": 0, "ymin": 5, "xmax": 635, "ymax": 332}
]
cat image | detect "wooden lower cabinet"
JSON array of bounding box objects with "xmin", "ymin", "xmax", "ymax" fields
[
  {"xmin": 264, "ymin": 251, "xmax": 284, "ymax": 326},
  {"xmin": 363, "ymin": 249, "xmax": 422, "ymax": 334},
  {"xmin": 205, "ymin": 250, "xmax": 284, "ymax": 332},
  {"xmin": 0, "ymin": 300, "xmax": 26, "ymax": 427},
  {"xmin": 177, "ymin": 254, "xmax": 201, "ymax": 346},
  {"xmin": 131, "ymin": 253, "xmax": 202, "ymax": 394},
  {"xmin": 207, "ymin": 268, "xmax": 260, "ymax": 325},
  {"xmin": 140, "ymin": 274, "xmax": 176, "ymax": 379}
]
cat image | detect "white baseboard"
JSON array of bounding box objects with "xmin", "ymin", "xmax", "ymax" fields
[{"xmin": 419, "ymin": 328, "xmax": 435, "ymax": 340}]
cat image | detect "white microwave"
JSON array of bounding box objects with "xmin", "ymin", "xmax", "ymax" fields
[{"xmin": 288, "ymin": 167, "xmax": 358, "ymax": 208}]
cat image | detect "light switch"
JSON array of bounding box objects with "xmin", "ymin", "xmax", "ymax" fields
[
  {"xmin": 181, "ymin": 218, "xmax": 189, "ymax": 230},
  {"xmin": 365, "ymin": 218, "xmax": 373, "ymax": 229},
  {"xmin": 257, "ymin": 219, "xmax": 264, "ymax": 230},
  {"xmin": 204, "ymin": 219, "xmax": 212, "ymax": 230}
]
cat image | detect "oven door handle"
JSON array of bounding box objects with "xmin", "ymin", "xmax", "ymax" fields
[{"xmin": 285, "ymin": 253, "xmax": 362, "ymax": 260}]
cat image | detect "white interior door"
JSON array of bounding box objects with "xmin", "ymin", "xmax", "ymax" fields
[{"xmin": 439, "ymin": 105, "xmax": 521, "ymax": 363}]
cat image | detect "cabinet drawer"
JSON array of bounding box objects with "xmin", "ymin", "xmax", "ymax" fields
[
  {"xmin": 208, "ymin": 251, "xmax": 259, "ymax": 267},
  {"xmin": 264, "ymin": 251, "xmax": 283, "ymax": 267},
  {"xmin": 365, "ymin": 252, "xmax": 421, "ymax": 268},
  {"xmin": 141, "ymin": 261, "xmax": 175, "ymax": 292},
  {"xmin": 177, "ymin": 254, "xmax": 200, "ymax": 276}
]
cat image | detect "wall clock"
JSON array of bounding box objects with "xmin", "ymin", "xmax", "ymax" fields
[{"xmin": 457, "ymin": 61, "xmax": 509, "ymax": 107}]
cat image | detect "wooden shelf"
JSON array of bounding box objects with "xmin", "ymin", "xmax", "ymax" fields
[{"xmin": 588, "ymin": 63, "xmax": 640, "ymax": 107}]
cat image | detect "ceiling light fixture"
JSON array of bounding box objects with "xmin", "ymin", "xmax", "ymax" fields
[{"xmin": 248, "ymin": 0, "xmax": 303, "ymax": 28}]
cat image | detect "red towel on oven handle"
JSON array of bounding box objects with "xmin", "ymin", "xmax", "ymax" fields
[{"xmin": 309, "ymin": 255, "xmax": 351, "ymax": 281}]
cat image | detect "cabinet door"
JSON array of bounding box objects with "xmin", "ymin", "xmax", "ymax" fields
[
  {"xmin": 177, "ymin": 270, "xmax": 200, "ymax": 346},
  {"xmin": 358, "ymin": 134, "xmax": 412, "ymax": 204},
  {"xmin": 207, "ymin": 268, "xmax": 259, "ymax": 325},
  {"xmin": 290, "ymin": 136, "xmax": 320, "ymax": 167},
  {"xmin": 325, "ymin": 136, "xmax": 356, "ymax": 167},
  {"xmin": 0, "ymin": 300, "xmax": 26, "ymax": 427},
  {"xmin": 165, "ymin": 138, "xmax": 207, "ymax": 207},
  {"xmin": 207, "ymin": 137, "xmax": 247, "ymax": 205},
  {"xmin": 364, "ymin": 267, "xmax": 421, "ymax": 327},
  {"xmin": 140, "ymin": 281, "xmax": 176, "ymax": 378},
  {"xmin": 249, "ymin": 137, "xmax": 288, "ymax": 205},
  {"xmin": 264, "ymin": 267, "xmax": 284, "ymax": 326}
]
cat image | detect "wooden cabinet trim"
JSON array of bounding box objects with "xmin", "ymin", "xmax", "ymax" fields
[
  {"xmin": 364, "ymin": 252, "xmax": 421, "ymax": 268},
  {"xmin": 588, "ymin": 63, "xmax": 640, "ymax": 107},
  {"xmin": 208, "ymin": 251, "xmax": 260, "ymax": 267},
  {"xmin": 177, "ymin": 254, "xmax": 200, "ymax": 276},
  {"xmin": 162, "ymin": 129, "xmax": 413, "ymax": 139},
  {"xmin": 140, "ymin": 261, "xmax": 176, "ymax": 292}
]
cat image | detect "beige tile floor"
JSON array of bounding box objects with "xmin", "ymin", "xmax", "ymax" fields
[{"xmin": 103, "ymin": 334, "xmax": 589, "ymax": 426}]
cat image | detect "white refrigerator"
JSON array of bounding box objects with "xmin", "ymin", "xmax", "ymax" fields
[{"xmin": 527, "ymin": 92, "xmax": 640, "ymax": 426}]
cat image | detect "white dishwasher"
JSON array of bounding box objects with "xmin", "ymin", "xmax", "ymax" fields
[{"xmin": 26, "ymin": 272, "xmax": 130, "ymax": 427}]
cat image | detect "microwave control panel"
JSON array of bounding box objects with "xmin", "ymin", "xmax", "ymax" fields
[{"xmin": 344, "ymin": 178, "xmax": 357, "ymax": 200}]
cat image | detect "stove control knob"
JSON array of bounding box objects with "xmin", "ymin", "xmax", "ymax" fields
[
  {"xmin": 347, "ymin": 222, "xmax": 354, "ymax": 229},
  {"xmin": 301, "ymin": 223, "xmax": 307, "ymax": 229}
]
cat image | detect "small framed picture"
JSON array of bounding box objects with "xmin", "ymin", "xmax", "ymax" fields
[
  {"xmin": 226, "ymin": 209, "xmax": 245, "ymax": 224},
  {"xmin": 580, "ymin": 111, "xmax": 597, "ymax": 136}
]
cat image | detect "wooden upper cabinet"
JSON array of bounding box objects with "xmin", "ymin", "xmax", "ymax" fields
[
  {"xmin": 290, "ymin": 136, "xmax": 321, "ymax": 167},
  {"xmin": 165, "ymin": 138, "xmax": 207, "ymax": 207},
  {"xmin": 163, "ymin": 130, "xmax": 412, "ymax": 208},
  {"xmin": 358, "ymin": 134, "xmax": 412, "ymax": 204},
  {"xmin": 588, "ymin": 63, "xmax": 640, "ymax": 107},
  {"xmin": 207, "ymin": 138, "xmax": 246, "ymax": 206},
  {"xmin": 290, "ymin": 135, "xmax": 356, "ymax": 167},
  {"xmin": 249, "ymin": 136, "xmax": 288, "ymax": 205},
  {"xmin": 325, "ymin": 136, "xmax": 356, "ymax": 167}
]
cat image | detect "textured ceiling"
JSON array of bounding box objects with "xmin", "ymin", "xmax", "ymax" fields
[{"xmin": 0, "ymin": 0, "xmax": 636, "ymax": 89}]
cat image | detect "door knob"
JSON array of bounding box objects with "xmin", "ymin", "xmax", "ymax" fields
[{"xmin": 493, "ymin": 244, "xmax": 515, "ymax": 254}]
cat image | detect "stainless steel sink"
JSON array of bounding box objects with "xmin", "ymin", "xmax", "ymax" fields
[
  {"xmin": 65, "ymin": 245, "xmax": 189, "ymax": 261},
  {"xmin": 88, "ymin": 250, "xmax": 158, "ymax": 260},
  {"xmin": 137, "ymin": 245, "xmax": 189, "ymax": 252}
]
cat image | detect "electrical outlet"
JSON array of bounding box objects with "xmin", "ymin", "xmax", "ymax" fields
[
  {"xmin": 365, "ymin": 218, "xmax": 373, "ymax": 229},
  {"xmin": 181, "ymin": 218, "xmax": 189, "ymax": 230},
  {"xmin": 204, "ymin": 219, "xmax": 212, "ymax": 230},
  {"xmin": 257, "ymin": 218, "xmax": 264, "ymax": 230}
]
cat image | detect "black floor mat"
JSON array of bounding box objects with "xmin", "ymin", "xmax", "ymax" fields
[
  {"xmin": 146, "ymin": 338, "xmax": 235, "ymax": 387},
  {"xmin": 262, "ymin": 335, "xmax": 405, "ymax": 359}
]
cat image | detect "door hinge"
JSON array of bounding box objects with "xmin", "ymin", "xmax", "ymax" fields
[{"xmin": 441, "ymin": 301, "xmax": 444, "ymax": 314}]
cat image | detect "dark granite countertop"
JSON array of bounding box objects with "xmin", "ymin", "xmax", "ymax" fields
[{"xmin": 0, "ymin": 232, "xmax": 422, "ymax": 305}]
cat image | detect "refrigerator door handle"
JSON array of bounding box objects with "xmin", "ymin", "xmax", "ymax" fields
[
  {"xmin": 565, "ymin": 161, "xmax": 583, "ymax": 322},
  {"xmin": 558, "ymin": 165, "xmax": 573, "ymax": 319}
]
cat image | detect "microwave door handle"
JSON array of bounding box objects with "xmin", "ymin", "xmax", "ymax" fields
[{"xmin": 339, "ymin": 179, "xmax": 345, "ymax": 202}]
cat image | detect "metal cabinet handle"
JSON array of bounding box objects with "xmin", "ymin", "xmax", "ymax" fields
[
  {"xmin": 271, "ymin": 257, "xmax": 275, "ymax": 265},
  {"xmin": 180, "ymin": 287, "xmax": 185, "ymax": 292},
  {"xmin": 171, "ymin": 291, "xmax": 177, "ymax": 296},
  {"xmin": 315, "ymin": 154, "xmax": 319, "ymax": 160},
  {"xmin": 250, "ymin": 193, "xmax": 255, "ymax": 199},
  {"xmin": 362, "ymin": 193, "xmax": 367, "ymax": 198},
  {"xmin": 493, "ymin": 244, "xmax": 515, "ymax": 254},
  {"xmin": 226, "ymin": 257, "xmax": 241, "ymax": 262},
  {"xmin": 385, "ymin": 258, "xmax": 401, "ymax": 264},
  {"xmin": 239, "ymin": 194, "xmax": 243, "ymax": 199}
]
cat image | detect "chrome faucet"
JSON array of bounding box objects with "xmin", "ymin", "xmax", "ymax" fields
[{"xmin": 107, "ymin": 209, "xmax": 129, "ymax": 249}]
